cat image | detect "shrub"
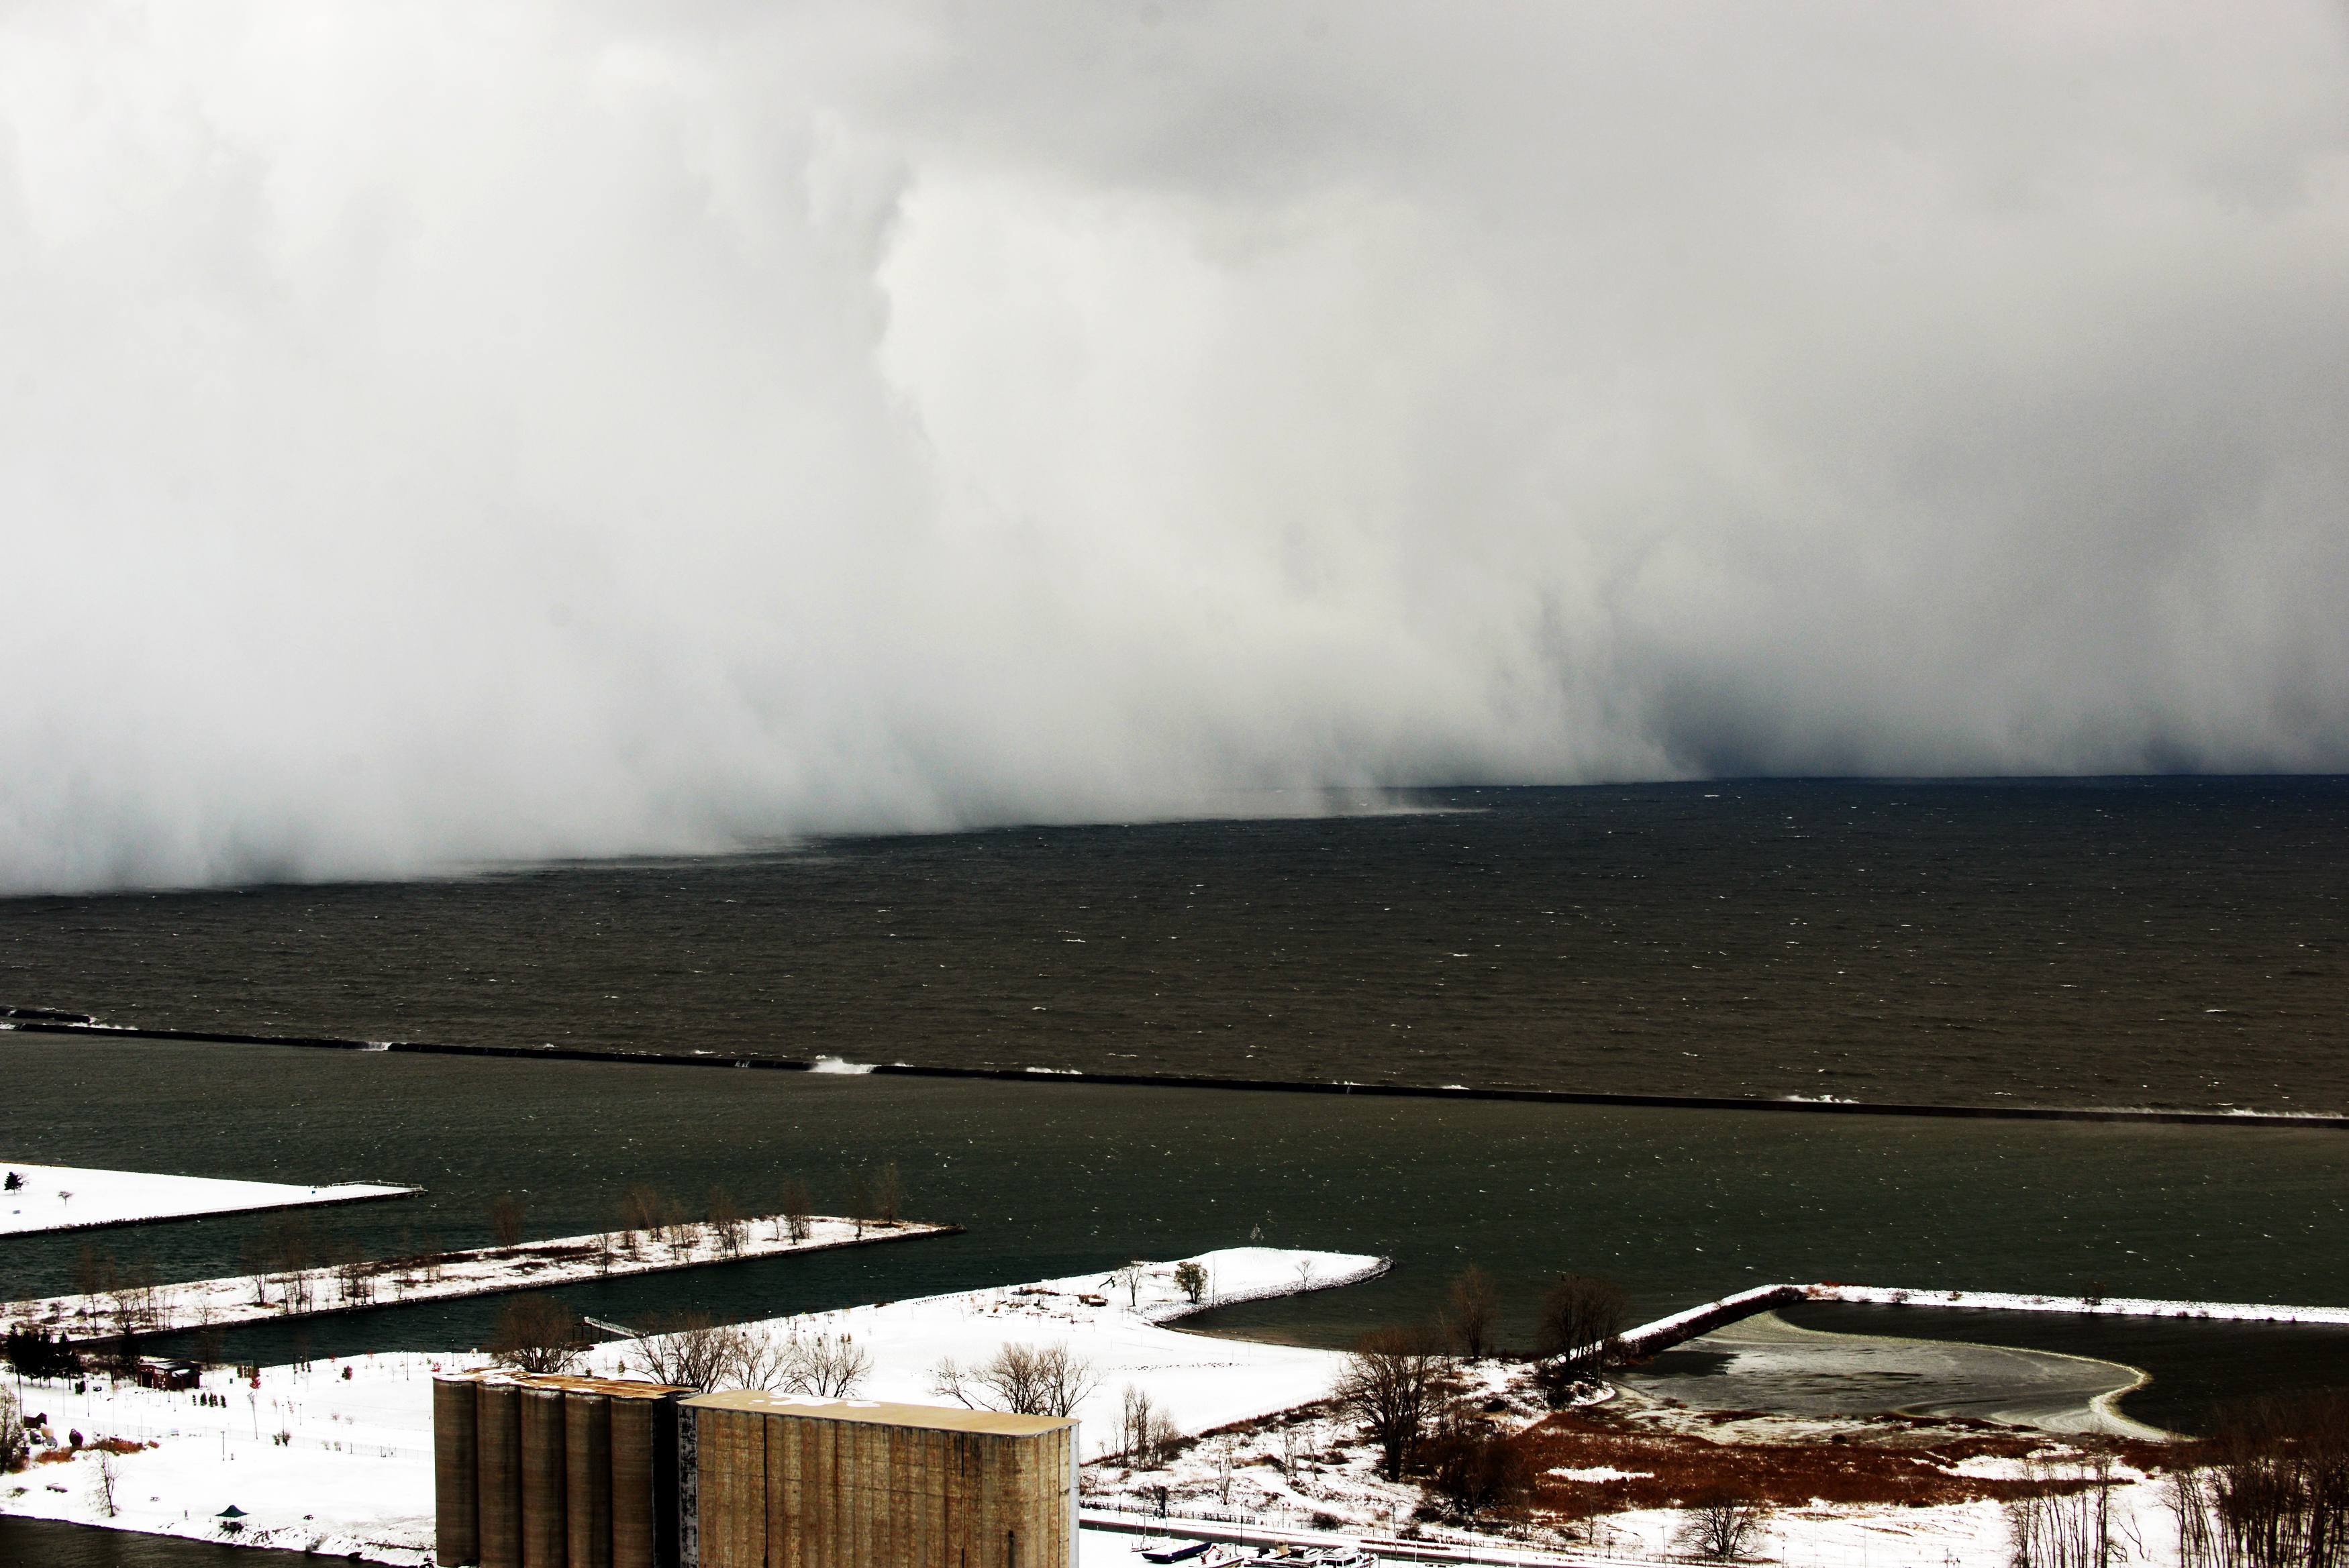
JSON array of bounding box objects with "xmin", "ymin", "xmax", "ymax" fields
[
  {"xmin": 1422, "ymin": 1416, "xmax": 1534, "ymax": 1521},
  {"xmin": 0, "ymin": 1388, "xmax": 28, "ymax": 1473}
]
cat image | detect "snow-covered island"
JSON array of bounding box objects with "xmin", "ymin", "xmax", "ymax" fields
[{"xmin": 0, "ymin": 1161, "xmax": 415, "ymax": 1236}]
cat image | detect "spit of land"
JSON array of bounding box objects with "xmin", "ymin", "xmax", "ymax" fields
[{"xmin": 0, "ymin": 1161, "xmax": 415, "ymax": 1237}]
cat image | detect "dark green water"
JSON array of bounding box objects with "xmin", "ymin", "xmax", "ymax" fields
[{"xmin": 4, "ymin": 1034, "xmax": 2344, "ymax": 1371}]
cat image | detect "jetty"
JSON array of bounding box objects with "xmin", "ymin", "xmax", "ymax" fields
[
  {"xmin": 3, "ymin": 1212, "xmax": 958, "ymax": 1340},
  {"xmin": 1619, "ymin": 1280, "xmax": 2349, "ymax": 1359}
]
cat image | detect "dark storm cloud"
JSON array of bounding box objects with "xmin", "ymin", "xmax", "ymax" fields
[{"xmin": 3, "ymin": 2, "xmax": 2346, "ymax": 892}]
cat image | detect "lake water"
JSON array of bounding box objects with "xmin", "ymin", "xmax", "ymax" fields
[
  {"xmin": 3, "ymin": 1033, "xmax": 2344, "ymax": 1400},
  {"xmin": 3, "ymin": 779, "xmax": 2344, "ymax": 1113},
  {"xmin": 5, "ymin": 782, "xmax": 2348, "ymax": 1561}
]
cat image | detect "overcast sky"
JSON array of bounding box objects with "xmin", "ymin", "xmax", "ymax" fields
[{"xmin": 4, "ymin": 2, "xmax": 2346, "ymax": 893}]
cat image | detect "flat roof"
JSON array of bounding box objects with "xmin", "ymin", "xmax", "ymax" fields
[
  {"xmin": 447, "ymin": 1371, "xmax": 693, "ymax": 1401},
  {"xmin": 681, "ymin": 1389, "xmax": 1074, "ymax": 1437}
]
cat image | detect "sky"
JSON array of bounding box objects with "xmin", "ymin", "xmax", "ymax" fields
[{"xmin": 3, "ymin": 1, "xmax": 2347, "ymax": 894}]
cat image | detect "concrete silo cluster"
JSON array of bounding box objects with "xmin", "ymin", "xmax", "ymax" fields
[
  {"xmin": 434, "ymin": 1371, "xmax": 693, "ymax": 1568},
  {"xmin": 436, "ymin": 1371, "xmax": 1079, "ymax": 1568}
]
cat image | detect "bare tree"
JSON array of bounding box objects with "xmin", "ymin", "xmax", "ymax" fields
[
  {"xmin": 107, "ymin": 1261, "xmax": 160, "ymax": 1341},
  {"xmin": 626, "ymin": 1312, "xmax": 739, "ymax": 1390},
  {"xmin": 2173, "ymin": 1391, "xmax": 2349, "ymax": 1568},
  {"xmin": 617, "ymin": 1185, "xmax": 662, "ymax": 1249},
  {"xmin": 1679, "ymin": 1488, "xmax": 1769, "ymax": 1561},
  {"xmin": 489, "ymin": 1194, "xmax": 526, "ymax": 1249},
  {"xmin": 846, "ymin": 1170, "xmax": 872, "ymax": 1239},
  {"xmin": 660, "ymin": 1197, "xmax": 695, "ymax": 1260},
  {"xmin": 1534, "ymin": 1273, "xmax": 1630, "ymax": 1400},
  {"xmin": 1116, "ymin": 1385, "xmax": 1183, "ymax": 1467},
  {"xmin": 2009, "ymin": 1457, "xmax": 2119, "ymax": 1568},
  {"xmin": 1210, "ymin": 1433, "xmax": 1238, "ymax": 1506},
  {"xmin": 1107, "ymin": 1261, "xmax": 1148, "ymax": 1308},
  {"xmin": 1440, "ymin": 1263, "xmax": 1501, "ymax": 1359},
  {"xmin": 787, "ymin": 1332, "xmax": 870, "ymax": 1398},
  {"xmin": 707, "ymin": 1187, "xmax": 746, "ymax": 1259},
  {"xmin": 872, "ymin": 1162, "xmax": 903, "ymax": 1225},
  {"xmin": 332, "ymin": 1249, "xmax": 378, "ymax": 1309},
  {"xmin": 1330, "ymin": 1326, "xmax": 1446, "ymax": 1480},
  {"xmin": 73, "ymin": 1245, "xmax": 114, "ymax": 1303},
  {"xmin": 489, "ymin": 1296, "xmax": 587, "ymax": 1375},
  {"xmin": 779, "ymin": 1178, "xmax": 814, "ymax": 1244},
  {"xmin": 93, "ymin": 1447, "xmax": 119, "ymax": 1518},
  {"xmin": 933, "ymin": 1343, "xmax": 1100, "ymax": 1417},
  {"xmin": 721, "ymin": 1327, "xmax": 795, "ymax": 1392}
]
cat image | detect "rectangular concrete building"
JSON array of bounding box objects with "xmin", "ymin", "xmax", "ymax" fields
[{"xmin": 679, "ymin": 1391, "xmax": 1077, "ymax": 1568}]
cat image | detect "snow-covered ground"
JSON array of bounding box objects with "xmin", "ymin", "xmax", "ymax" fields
[
  {"xmin": 5, "ymin": 1214, "xmax": 952, "ymax": 1337},
  {"xmin": 0, "ymin": 1161, "xmax": 413, "ymax": 1236},
  {"xmin": 0, "ymin": 1246, "xmax": 1385, "ymax": 1561},
  {"xmin": 2, "ymin": 1251, "xmax": 2239, "ymax": 1568}
]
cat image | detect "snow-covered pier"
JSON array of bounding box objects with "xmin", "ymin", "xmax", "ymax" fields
[
  {"xmin": 1622, "ymin": 1281, "xmax": 2349, "ymax": 1357},
  {"xmin": 0, "ymin": 1159, "xmax": 415, "ymax": 1236},
  {"xmin": 3, "ymin": 1213, "xmax": 958, "ymax": 1340}
]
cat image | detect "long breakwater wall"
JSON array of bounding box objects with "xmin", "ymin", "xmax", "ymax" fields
[
  {"xmin": 7, "ymin": 1010, "xmax": 2343, "ymax": 1131},
  {"xmin": 1620, "ymin": 1282, "xmax": 2349, "ymax": 1359}
]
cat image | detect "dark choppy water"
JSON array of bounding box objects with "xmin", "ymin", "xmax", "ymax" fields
[
  {"xmin": 3, "ymin": 780, "xmax": 2346, "ymax": 1112},
  {"xmin": 3, "ymin": 1035, "xmax": 2345, "ymax": 1378}
]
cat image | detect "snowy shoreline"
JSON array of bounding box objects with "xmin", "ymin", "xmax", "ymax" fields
[
  {"xmin": 0, "ymin": 1161, "xmax": 416, "ymax": 1237},
  {"xmin": 3, "ymin": 1214, "xmax": 956, "ymax": 1339},
  {"xmin": 0, "ymin": 1245, "xmax": 1385, "ymax": 1563},
  {"xmin": 10, "ymin": 1254, "xmax": 2340, "ymax": 1567}
]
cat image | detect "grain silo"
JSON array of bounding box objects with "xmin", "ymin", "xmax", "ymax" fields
[
  {"xmin": 477, "ymin": 1378, "xmax": 523, "ymax": 1568},
  {"xmin": 677, "ymin": 1391, "xmax": 1078, "ymax": 1568},
  {"xmin": 434, "ymin": 1372, "xmax": 691, "ymax": 1568}
]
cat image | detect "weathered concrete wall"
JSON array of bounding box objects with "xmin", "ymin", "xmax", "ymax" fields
[
  {"xmin": 696, "ymin": 1404, "xmax": 768, "ymax": 1568},
  {"xmin": 684, "ymin": 1394, "xmax": 1074, "ymax": 1568},
  {"xmin": 609, "ymin": 1394, "xmax": 664, "ymax": 1568},
  {"xmin": 478, "ymin": 1381, "xmax": 523, "ymax": 1568},
  {"xmin": 520, "ymin": 1386, "xmax": 568, "ymax": 1568},
  {"xmin": 566, "ymin": 1390, "xmax": 614, "ymax": 1568},
  {"xmin": 434, "ymin": 1377, "xmax": 481, "ymax": 1567}
]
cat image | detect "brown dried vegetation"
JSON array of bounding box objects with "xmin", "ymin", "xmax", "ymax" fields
[{"xmin": 1521, "ymin": 1410, "xmax": 2170, "ymax": 1523}]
